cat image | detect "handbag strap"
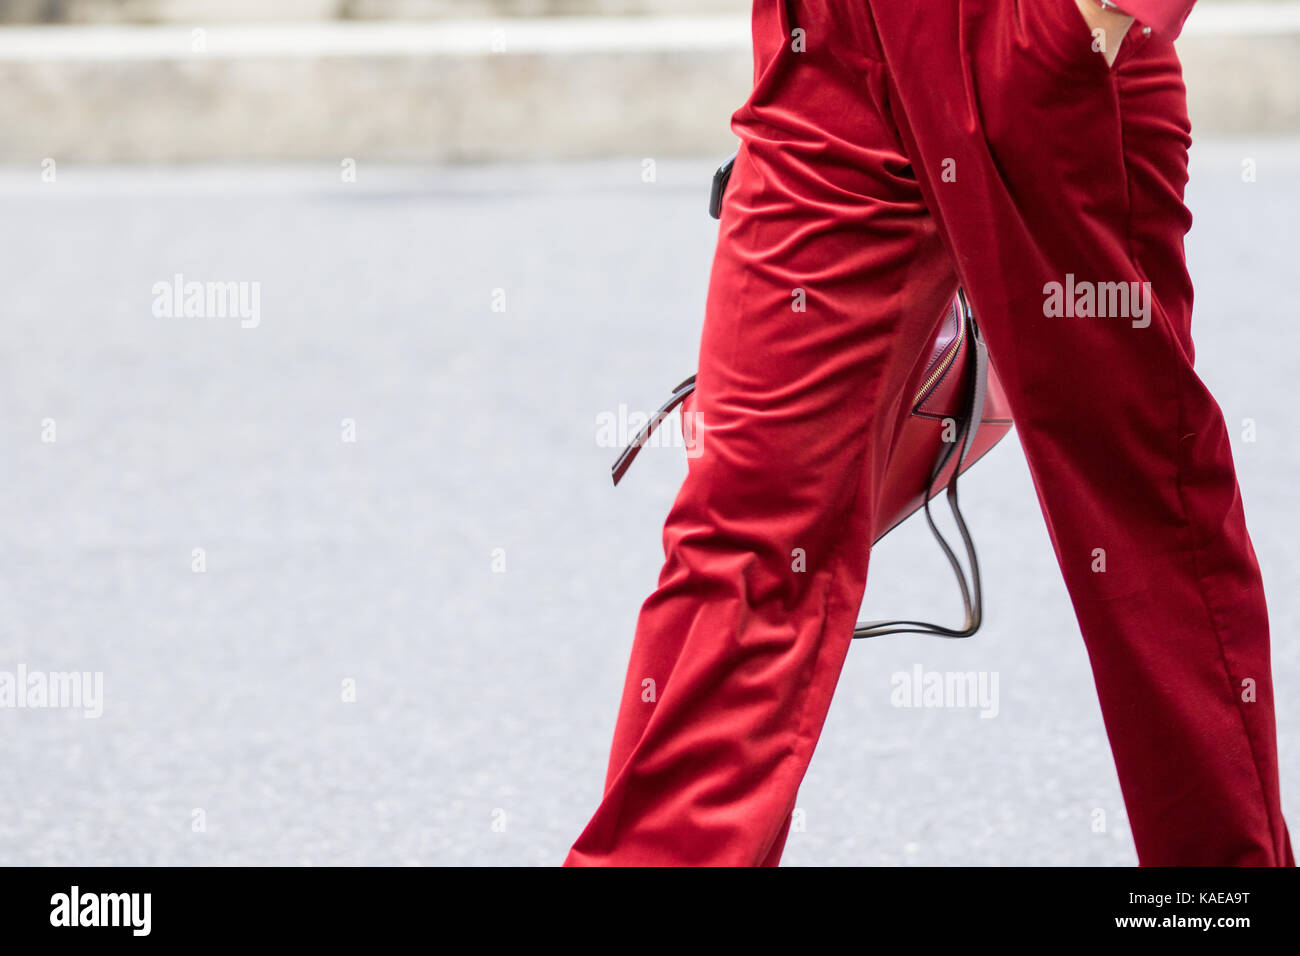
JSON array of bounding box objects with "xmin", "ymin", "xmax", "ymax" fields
[
  {"xmin": 610, "ymin": 297, "xmax": 992, "ymax": 641},
  {"xmin": 610, "ymin": 375, "xmax": 697, "ymax": 486},
  {"xmin": 853, "ymin": 295, "xmax": 989, "ymax": 639}
]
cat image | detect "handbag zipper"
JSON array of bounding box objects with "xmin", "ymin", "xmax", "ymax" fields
[{"xmin": 911, "ymin": 303, "xmax": 966, "ymax": 408}]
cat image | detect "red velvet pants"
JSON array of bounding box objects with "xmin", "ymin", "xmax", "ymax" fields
[{"xmin": 566, "ymin": 0, "xmax": 1293, "ymax": 866}]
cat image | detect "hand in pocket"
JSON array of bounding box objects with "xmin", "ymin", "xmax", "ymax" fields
[{"xmin": 1072, "ymin": 0, "xmax": 1134, "ymax": 67}]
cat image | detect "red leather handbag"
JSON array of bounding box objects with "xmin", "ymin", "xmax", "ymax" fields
[{"xmin": 611, "ymin": 157, "xmax": 1014, "ymax": 639}]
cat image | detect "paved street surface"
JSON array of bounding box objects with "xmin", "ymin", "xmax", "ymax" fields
[{"xmin": 0, "ymin": 144, "xmax": 1296, "ymax": 865}]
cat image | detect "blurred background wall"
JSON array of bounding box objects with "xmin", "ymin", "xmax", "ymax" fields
[
  {"xmin": 9, "ymin": 2, "xmax": 753, "ymax": 20},
  {"xmin": 0, "ymin": 1, "xmax": 1294, "ymax": 161}
]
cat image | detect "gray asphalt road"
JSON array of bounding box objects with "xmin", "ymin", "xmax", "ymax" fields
[{"xmin": 0, "ymin": 144, "xmax": 1296, "ymax": 866}]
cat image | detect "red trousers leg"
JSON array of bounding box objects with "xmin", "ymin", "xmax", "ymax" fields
[
  {"xmin": 566, "ymin": 0, "xmax": 1292, "ymax": 866},
  {"xmin": 566, "ymin": 0, "xmax": 958, "ymax": 867},
  {"xmin": 864, "ymin": 0, "xmax": 1291, "ymax": 866}
]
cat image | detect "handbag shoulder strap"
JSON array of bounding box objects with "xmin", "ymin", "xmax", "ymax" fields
[
  {"xmin": 609, "ymin": 308, "xmax": 992, "ymax": 640},
  {"xmin": 853, "ymin": 298, "xmax": 989, "ymax": 639}
]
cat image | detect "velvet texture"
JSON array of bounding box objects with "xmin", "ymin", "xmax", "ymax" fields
[{"xmin": 566, "ymin": 0, "xmax": 1291, "ymax": 867}]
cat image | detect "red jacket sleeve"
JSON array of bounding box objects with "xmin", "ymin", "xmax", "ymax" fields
[{"xmin": 1117, "ymin": 0, "xmax": 1197, "ymax": 39}]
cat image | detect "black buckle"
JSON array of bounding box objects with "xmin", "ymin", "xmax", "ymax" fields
[{"xmin": 708, "ymin": 152, "xmax": 737, "ymax": 221}]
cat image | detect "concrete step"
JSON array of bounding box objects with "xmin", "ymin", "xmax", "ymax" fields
[
  {"xmin": 0, "ymin": 6, "xmax": 1295, "ymax": 163},
  {"xmin": 0, "ymin": 0, "xmax": 749, "ymax": 24},
  {"xmin": 0, "ymin": 0, "xmax": 1286, "ymax": 24}
]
